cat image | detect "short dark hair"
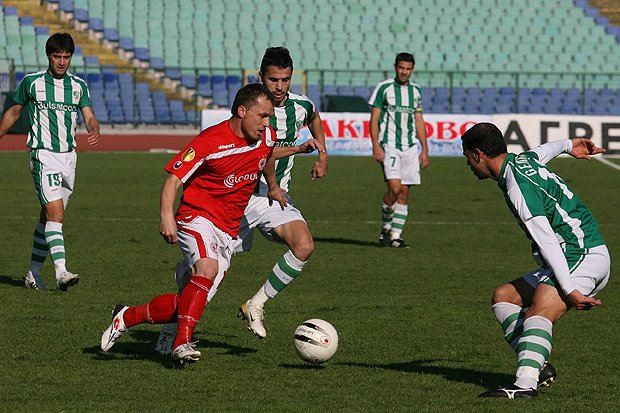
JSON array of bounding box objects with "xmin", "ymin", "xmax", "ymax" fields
[
  {"xmin": 46, "ymin": 33, "xmax": 75, "ymax": 56},
  {"xmin": 230, "ymin": 83, "xmax": 275, "ymax": 116},
  {"xmin": 461, "ymin": 122, "xmax": 508, "ymax": 158},
  {"xmin": 395, "ymin": 52, "xmax": 415, "ymax": 66},
  {"xmin": 260, "ymin": 47, "xmax": 294, "ymax": 74}
]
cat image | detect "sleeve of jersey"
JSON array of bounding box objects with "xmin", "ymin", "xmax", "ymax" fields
[
  {"xmin": 164, "ymin": 136, "xmax": 210, "ymax": 183},
  {"xmin": 78, "ymin": 82, "xmax": 93, "ymax": 108},
  {"xmin": 368, "ymin": 85, "xmax": 383, "ymax": 108},
  {"xmin": 523, "ymin": 215, "xmax": 576, "ymax": 295},
  {"xmin": 529, "ymin": 139, "xmax": 572, "ymax": 165},
  {"xmin": 505, "ymin": 172, "xmax": 546, "ymax": 220},
  {"xmin": 12, "ymin": 78, "xmax": 30, "ymax": 106}
]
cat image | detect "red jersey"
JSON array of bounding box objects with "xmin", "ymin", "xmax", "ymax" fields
[{"xmin": 164, "ymin": 119, "xmax": 276, "ymax": 237}]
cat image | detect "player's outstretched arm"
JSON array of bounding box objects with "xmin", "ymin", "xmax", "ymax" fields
[
  {"xmin": 160, "ymin": 173, "xmax": 182, "ymax": 244},
  {"xmin": 263, "ymin": 153, "xmax": 287, "ymax": 210},
  {"xmin": 569, "ymin": 138, "xmax": 606, "ymax": 160},
  {"xmin": 272, "ymin": 138, "xmax": 325, "ymax": 159},
  {"xmin": 0, "ymin": 104, "xmax": 23, "ymax": 140}
]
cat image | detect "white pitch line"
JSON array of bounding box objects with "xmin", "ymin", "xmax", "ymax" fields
[
  {"xmin": 0, "ymin": 216, "xmax": 617, "ymax": 227},
  {"xmin": 596, "ymin": 156, "xmax": 620, "ymax": 172}
]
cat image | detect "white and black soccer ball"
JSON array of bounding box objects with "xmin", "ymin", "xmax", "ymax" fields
[{"xmin": 293, "ymin": 319, "xmax": 339, "ymax": 364}]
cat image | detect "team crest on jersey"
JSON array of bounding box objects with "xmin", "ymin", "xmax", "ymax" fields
[
  {"xmin": 182, "ymin": 148, "xmax": 196, "ymax": 162},
  {"xmin": 173, "ymin": 160, "xmax": 183, "ymax": 170},
  {"xmin": 73, "ymin": 90, "xmax": 80, "ymax": 100},
  {"xmin": 209, "ymin": 241, "xmax": 217, "ymax": 254},
  {"xmin": 258, "ymin": 157, "xmax": 267, "ymax": 170}
]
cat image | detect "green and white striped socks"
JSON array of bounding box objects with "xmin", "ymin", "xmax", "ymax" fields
[
  {"xmin": 391, "ymin": 203, "xmax": 408, "ymax": 240},
  {"xmin": 493, "ymin": 302, "xmax": 553, "ymax": 389},
  {"xmin": 29, "ymin": 221, "xmax": 48, "ymax": 275},
  {"xmin": 252, "ymin": 250, "xmax": 306, "ymax": 304},
  {"xmin": 45, "ymin": 221, "xmax": 67, "ymax": 278},
  {"xmin": 515, "ymin": 315, "xmax": 553, "ymax": 389}
]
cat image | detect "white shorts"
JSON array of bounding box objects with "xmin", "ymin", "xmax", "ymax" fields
[
  {"xmin": 176, "ymin": 214, "xmax": 234, "ymax": 301},
  {"xmin": 522, "ymin": 245, "xmax": 611, "ymax": 296},
  {"xmin": 29, "ymin": 149, "xmax": 77, "ymax": 207},
  {"xmin": 233, "ymin": 193, "xmax": 306, "ymax": 253},
  {"xmin": 382, "ymin": 144, "xmax": 420, "ymax": 185}
]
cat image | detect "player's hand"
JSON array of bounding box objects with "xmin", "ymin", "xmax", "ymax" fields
[
  {"xmin": 372, "ymin": 145, "xmax": 384, "ymax": 163},
  {"xmin": 88, "ymin": 129, "xmax": 100, "ymax": 147},
  {"xmin": 419, "ymin": 151, "xmax": 430, "ymax": 170},
  {"xmin": 567, "ymin": 289, "xmax": 602, "ymax": 310},
  {"xmin": 160, "ymin": 215, "xmax": 178, "ymax": 244},
  {"xmin": 311, "ymin": 157, "xmax": 328, "ymax": 181},
  {"xmin": 299, "ymin": 138, "xmax": 325, "ymax": 155},
  {"xmin": 268, "ymin": 186, "xmax": 288, "ymax": 210},
  {"xmin": 569, "ymin": 138, "xmax": 605, "ymax": 160}
]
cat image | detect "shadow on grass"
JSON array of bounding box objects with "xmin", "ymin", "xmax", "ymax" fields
[
  {"xmin": 279, "ymin": 363, "xmax": 327, "ymax": 370},
  {"xmin": 0, "ymin": 275, "xmax": 29, "ymax": 287},
  {"xmin": 340, "ymin": 359, "xmax": 514, "ymax": 388},
  {"xmin": 313, "ymin": 237, "xmax": 380, "ymax": 248},
  {"xmin": 84, "ymin": 329, "xmax": 258, "ymax": 368}
]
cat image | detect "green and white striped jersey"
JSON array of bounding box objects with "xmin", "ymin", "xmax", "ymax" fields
[
  {"xmin": 257, "ymin": 92, "xmax": 315, "ymax": 195},
  {"xmin": 498, "ymin": 150, "xmax": 605, "ymax": 260},
  {"xmin": 13, "ymin": 70, "xmax": 92, "ymax": 152},
  {"xmin": 368, "ymin": 78, "xmax": 423, "ymax": 151}
]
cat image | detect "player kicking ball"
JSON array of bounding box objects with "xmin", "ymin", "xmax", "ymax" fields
[{"xmin": 99, "ymin": 84, "xmax": 322, "ymax": 364}]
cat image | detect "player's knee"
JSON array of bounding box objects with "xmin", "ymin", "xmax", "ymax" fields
[
  {"xmin": 491, "ymin": 283, "xmax": 517, "ymax": 305},
  {"xmin": 291, "ymin": 237, "xmax": 314, "ymax": 262}
]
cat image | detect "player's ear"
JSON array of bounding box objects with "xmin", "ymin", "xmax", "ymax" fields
[{"xmin": 237, "ymin": 105, "xmax": 247, "ymax": 118}]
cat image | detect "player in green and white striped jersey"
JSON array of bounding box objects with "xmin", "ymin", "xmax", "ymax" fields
[
  {"xmin": 0, "ymin": 33, "xmax": 100, "ymax": 292},
  {"xmin": 462, "ymin": 123, "xmax": 610, "ymax": 399},
  {"xmin": 237, "ymin": 47, "xmax": 327, "ymax": 338},
  {"xmin": 369, "ymin": 52, "xmax": 429, "ymax": 248},
  {"xmin": 154, "ymin": 47, "xmax": 327, "ymax": 351}
]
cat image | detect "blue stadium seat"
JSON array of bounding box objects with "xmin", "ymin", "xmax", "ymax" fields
[
  {"xmin": 197, "ymin": 75, "xmax": 212, "ymax": 97},
  {"xmin": 74, "ymin": 9, "xmax": 88, "ymax": 24}
]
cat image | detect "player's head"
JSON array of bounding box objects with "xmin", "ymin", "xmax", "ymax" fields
[
  {"xmin": 394, "ymin": 52, "xmax": 415, "ymax": 85},
  {"xmin": 259, "ymin": 47, "xmax": 294, "ymax": 106},
  {"xmin": 46, "ymin": 33, "xmax": 74, "ymax": 78},
  {"xmin": 231, "ymin": 83, "xmax": 276, "ymax": 142},
  {"xmin": 461, "ymin": 122, "xmax": 507, "ymax": 180}
]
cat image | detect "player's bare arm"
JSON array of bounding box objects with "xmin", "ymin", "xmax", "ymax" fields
[
  {"xmin": 308, "ymin": 112, "xmax": 328, "ymax": 180},
  {"xmin": 370, "ymin": 107, "xmax": 384, "ymax": 163},
  {"xmin": 82, "ymin": 106, "xmax": 101, "ymax": 147},
  {"xmin": 0, "ymin": 104, "xmax": 23, "ymax": 139},
  {"xmin": 160, "ymin": 173, "xmax": 182, "ymax": 244},
  {"xmin": 415, "ymin": 112, "xmax": 429, "ymax": 170},
  {"xmin": 263, "ymin": 153, "xmax": 288, "ymax": 210},
  {"xmin": 272, "ymin": 138, "xmax": 325, "ymax": 159},
  {"xmin": 569, "ymin": 138, "xmax": 606, "ymax": 159}
]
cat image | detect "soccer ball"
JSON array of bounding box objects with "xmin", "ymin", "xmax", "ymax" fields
[{"xmin": 293, "ymin": 319, "xmax": 339, "ymax": 364}]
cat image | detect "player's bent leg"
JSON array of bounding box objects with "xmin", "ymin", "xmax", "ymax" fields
[{"xmin": 240, "ymin": 221, "xmax": 311, "ymax": 338}]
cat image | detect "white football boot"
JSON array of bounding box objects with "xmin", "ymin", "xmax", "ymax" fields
[
  {"xmin": 24, "ymin": 271, "xmax": 48, "ymax": 290},
  {"xmin": 172, "ymin": 342, "xmax": 201, "ymax": 364},
  {"xmin": 56, "ymin": 271, "xmax": 79, "ymax": 291},
  {"xmin": 101, "ymin": 305, "xmax": 129, "ymax": 351},
  {"xmin": 155, "ymin": 323, "xmax": 178, "ymax": 355},
  {"xmin": 238, "ymin": 300, "xmax": 267, "ymax": 338}
]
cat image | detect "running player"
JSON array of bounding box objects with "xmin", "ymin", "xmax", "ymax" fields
[
  {"xmin": 154, "ymin": 47, "xmax": 328, "ymax": 351},
  {"xmin": 100, "ymin": 84, "xmax": 321, "ymax": 364}
]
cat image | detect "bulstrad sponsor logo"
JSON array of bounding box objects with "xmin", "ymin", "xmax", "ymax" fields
[
  {"xmin": 224, "ymin": 172, "xmax": 257, "ymax": 188},
  {"xmin": 36, "ymin": 101, "xmax": 78, "ymax": 112},
  {"xmin": 218, "ymin": 143, "xmax": 235, "ymax": 150}
]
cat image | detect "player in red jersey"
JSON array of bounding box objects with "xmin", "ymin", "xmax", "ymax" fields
[{"xmin": 99, "ymin": 84, "xmax": 323, "ymax": 364}]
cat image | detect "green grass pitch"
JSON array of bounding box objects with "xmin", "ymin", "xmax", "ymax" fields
[{"xmin": 1, "ymin": 152, "xmax": 618, "ymax": 412}]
